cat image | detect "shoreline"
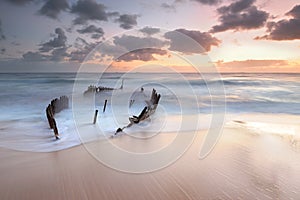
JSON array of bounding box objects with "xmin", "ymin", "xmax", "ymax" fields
[
  {"xmin": 1, "ymin": 124, "xmax": 300, "ymax": 199},
  {"xmin": 1, "ymin": 112, "xmax": 300, "ymax": 153}
]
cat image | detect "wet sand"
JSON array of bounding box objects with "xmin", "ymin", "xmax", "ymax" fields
[{"xmin": 1, "ymin": 126, "xmax": 300, "ymax": 200}]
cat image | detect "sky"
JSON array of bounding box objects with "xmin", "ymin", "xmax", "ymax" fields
[{"xmin": 0, "ymin": 0, "xmax": 300, "ymax": 73}]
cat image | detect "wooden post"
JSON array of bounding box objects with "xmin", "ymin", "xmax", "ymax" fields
[
  {"xmin": 103, "ymin": 99, "xmax": 107, "ymax": 113},
  {"xmin": 46, "ymin": 96, "xmax": 69, "ymax": 139},
  {"xmin": 52, "ymin": 118, "xmax": 59, "ymax": 139},
  {"xmin": 93, "ymin": 110, "xmax": 98, "ymax": 124},
  {"xmin": 46, "ymin": 105, "xmax": 53, "ymax": 129}
]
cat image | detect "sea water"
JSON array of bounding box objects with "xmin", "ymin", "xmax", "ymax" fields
[{"xmin": 0, "ymin": 73, "xmax": 300, "ymax": 152}]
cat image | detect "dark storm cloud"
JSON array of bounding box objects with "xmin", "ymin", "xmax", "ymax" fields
[
  {"xmin": 38, "ymin": 0, "xmax": 69, "ymax": 19},
  {"xmin": 39, "ymin": 28, "xmax": 67, "ymax": 52},
  {"xmin": 4, "ymin": 0, "xmax": 33, "ymax": 5},
  {"xmin": 0, "ymin": 19, "xmax": 5, "ymax": 40},
  {"xmin": 211, "ymin": 0, "xmax": 269, "ymax": 33},
  {"xmin": 117, "ymin": 48, "xmax": 167, "ymax": 62},
  {"xmin": 255, "ymin": 5, "xmax": 300, "ymax": 40},
  {"xmin": 113, "ymin": 35, "xmax": 167, "ymax": 51},
  {"xmin": 192, "ymin": 0, "xmax": 221, "ymax": 6},
  {"xmin": 70, "ymin": 0, "xmax": 111, "ymax": 25},
  {"xmin": 77, "ymin": 25, "xmax": 104, "ymax": 39},
  {"xmin": 164, "ymin": 29, "xmax": 220, "ymax": 54},
  {"xmin": 115, "ymin": 14, "xmax": 138, "ymax": 30},
  {"xmin": 139, "ymin": 26, "xmax": 160, "ymax": 36}
]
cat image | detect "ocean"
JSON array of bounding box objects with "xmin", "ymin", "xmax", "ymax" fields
[{"xmin": 0, "ymin": 72, "xmax": 300, "ymax": 152}]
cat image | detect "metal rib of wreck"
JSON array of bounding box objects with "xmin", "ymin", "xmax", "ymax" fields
[{"xmin": 115, "ymin": 88, "xmax": 161, "ymax": 135}]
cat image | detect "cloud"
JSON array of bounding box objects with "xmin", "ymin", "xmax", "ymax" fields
[
  {"xmin": 161, "ymin": 3, "xmax": 176, "ymax": 11},
  {"xmin": 1, "ymin": 48, "xmax": 6, "ymax": 55},
  {"xmin": 77, "ymin": 25, "xmax": 104, "ymax": 39},
  {"xmin": 47, "ymin": 0, "xmax": 138, "ymax": 29},
  {"xmin": 139, "ymin": 26, "xmax": 160, "ymax": 36},
  {"xmin": 218, "ymin": 0, "xmax": 255, "ymax": 13},
  {"xmin": 160, "ymin": 0, "xmax": 186, "ymax": 12},
  {"xmin": 192, "ymin": 0, "xmax": 221, "ymax": 5},
  {"xmin": 77, "ymin": 25, "xmax": 103, "ymax": 34},
  {"xmin": 39, "ymin": 28, "xmax": 67, "ymax": 52},
  {"xmin": 0, "ymin": 19, "xmax": 5, "ymax": 40},
  {"xmin": 255, "ymin": 5, "xmax": 300, "ymax": 40},
  {"xmin": 22, "ymin": 51, "xmax": 48, "ymax": 61},
  {"xmin": 211, "ymin": 0, "xmax": 269, "ymax": 33},
  {"xmin": 98, "ymin": 42, "xmax": 127, "ymax": 58},
  {"xmin": 117, "ymin": 48, "xmax": 167, "ymax": 62},
  {"xmin": 71, "ymin": 36, "xmax": 168, "ymax": 62},
  {"xmin": 115, "ymin": 14, "xmax": 138, "ymax": 30},
  {"xmin": 69, "ymin": 38, "xmax": 100, "ymax": 61},
  {"xmin": 38, "ymin": 0, "xmax": 69, "ymax": 19},
  {"xmin": 74, "ymin": 37, "xmax": 89, "ymax": 47},
  {"xmin": 22, "ymin": 28, "xmax": 69, "ymax": 62},
  {"xmin": 164, "ymin": 29, "xmax": 220, "ymax": 54},
  {"xmin": 91, "ymin": 33, "xmax": 103, "ymax": 39},
  {"xmin": 4, "ymin": 0, "xmax": 33, "ymax": 5},
  {"xmin": 11, "ymin": 41, "xmax": 21, "ymax": 46},
  {"xmin": 287, "ymin": 5, "xmax": 300, "ymax": 19},
  {"xmin": 70, "ymin": 0, "xmax": 110, "ymax": 25},
  {"xmin": 113, "ymin": 35, "xmax": 167, "ymax": 51},
  {"xmin": 50, "ymin": 47, "xmax": 69, "ymax": 61},
  {"xmin": 70, "ymin": 35, "xmax": 168, "ymax": 62}
]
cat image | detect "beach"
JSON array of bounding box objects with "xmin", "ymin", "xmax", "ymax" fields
[{"xmin": 2, "ymin": 115, "xmax": 300, "ymax": 200}]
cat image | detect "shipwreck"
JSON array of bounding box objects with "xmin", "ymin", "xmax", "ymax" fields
[{"xmin": 115, "ymin": 88, "xmax": 161, "ymax": 135}]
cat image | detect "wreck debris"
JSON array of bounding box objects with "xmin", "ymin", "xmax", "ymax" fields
[
  {"xmin": 83, "ymin": 79, "xmax": 124, "ymax": 95},
  {"xmin": 45, "ymin": 96, "xmax": 69, "ymax": 139},
  {"xmin": 115, "ymin": 89, "xmax": 161, "ymax": 135}
]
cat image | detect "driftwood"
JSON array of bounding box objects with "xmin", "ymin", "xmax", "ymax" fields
[
  {"xmin": 84, "ymin": 80, "xmax": 124, "ymax": 95},
  {"xmin": 115, "ymin": 89, "xmax": 161, "ymax": 135},
  {"xmin": 46, "ymin": 96, "xmax": 69, "ymax": 139}
]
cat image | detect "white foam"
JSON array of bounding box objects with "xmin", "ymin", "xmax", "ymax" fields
[{"xmin": 0, "ymin": 108, "xmax": 214, "ymax": 152}]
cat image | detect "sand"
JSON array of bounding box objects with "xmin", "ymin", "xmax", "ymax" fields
[{"xmin": 1, "ymin": 125, "xmax": 300, "ymax": 200}]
